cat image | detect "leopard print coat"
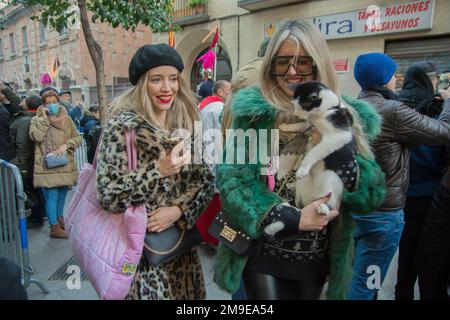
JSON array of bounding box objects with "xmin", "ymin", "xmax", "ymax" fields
[{"xmin": 96, "ymin": 111, "xmax": 215, "ymax": 300}]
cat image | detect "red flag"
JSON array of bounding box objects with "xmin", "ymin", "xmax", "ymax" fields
[{"xmin": 209, "ymin": 26, "xmax": 218, "ymax": 49}]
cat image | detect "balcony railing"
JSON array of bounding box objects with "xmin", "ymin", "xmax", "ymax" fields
[
  {"xmin": 173, "ymin": 0, "xmax": 209, "ymax": 26},
  {"xmin": 238, "ymin": 0, "xmax": 313, "ymax": 11}
]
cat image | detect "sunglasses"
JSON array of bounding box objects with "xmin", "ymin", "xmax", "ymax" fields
[{"xmin": 271, "ymin": 55, "xmax": 316, "ymax": 77}]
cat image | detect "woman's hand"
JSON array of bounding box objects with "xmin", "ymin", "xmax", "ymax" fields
[
  {"xmin": 156, "ymin": 140, "xmax": 190, "ymax": 177},
  {"xmin": 53, "ymin": 143, "xmax": 68, "ymax": 156},
  {"xmin": 147, "ymin": 206, "xmax": 183, "ymax": 233},
  {"xmin": 41, "ymin": 106, "xmax": 49, "ymax": 118},
  {"xmin": 299, "ymin": 194, "xmax": 339, "ymax": 231}
]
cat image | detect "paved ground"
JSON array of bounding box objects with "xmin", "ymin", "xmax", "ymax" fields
[
  {"xmin": 26, "ymin": 223, "xmax": 231, "ymax": 300},
  {"xmin": 25, "ymin": 190, "xmax": 418, "ymax": 300}
]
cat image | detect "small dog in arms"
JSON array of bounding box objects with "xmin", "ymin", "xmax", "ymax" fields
[{"xmin": 265, "ymin": 82, "xmax": 358, "ymax": 238}]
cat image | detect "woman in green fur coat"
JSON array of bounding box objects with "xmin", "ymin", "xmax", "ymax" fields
[{"xmin": 215, "ymin": 20, "xmax": 386, "ymax": 300}]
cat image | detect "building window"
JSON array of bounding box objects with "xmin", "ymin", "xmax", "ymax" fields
[
  {"xmin": 0, "ymin": 39, "xmax": 3, "ymax": 58},
  {"xmin": 24, "ymin": 78, "xmax": 32, "ymax": 90},
  {"xmin": 9, "ymin": 33, "xmax": 16, "ymax": 56},
  {"xmin": 113, "ymin": 76, "xmax": 130, "ymax": 85},
  {"xmin": 59, "ymin": 26, "xmax": 68, "ymax": 38},
  {"xmin": 22, "ymin": 26, "xmax": 28, "ymax": 49},
  {"xmin": 386, "ymin": 37, "xmax": 450, "ymax": 90},
  {"xmin": 39, "ymin": 22, "xmax": 46, "ymax": 43},
  {"xmin": 24, "ymin": 55, "xmax": 30, "ymax": 73}
]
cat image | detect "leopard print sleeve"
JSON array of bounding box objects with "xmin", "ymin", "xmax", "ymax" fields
[
  {"xmin": 170, "ymin": 161, "xmax": 215, "ymax": 228},
  {"xmin": 95, "ymin": 116, "xmax": 162, "ymax": 212}
]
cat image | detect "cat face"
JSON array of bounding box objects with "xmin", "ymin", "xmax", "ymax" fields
[
  {"xmin": 289, "ymin": 81, "xmax": 330, "ymax": 112},
  {"xmin": 290, "ymin": 81, "xmax": 342, "ymax": 115}
]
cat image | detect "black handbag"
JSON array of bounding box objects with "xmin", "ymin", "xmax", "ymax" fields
[
  {"xmin": 208, "ymin": 211, "xmax": 263, "ymax": 256},
  {"xmin": 143, "ymin": 220, "xmax": 202, "ymax": 266},
  {"xmin": 210, "ymin": 138, "xmax": 307, "ymax": 256}
]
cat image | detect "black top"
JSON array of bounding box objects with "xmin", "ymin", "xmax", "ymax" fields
[{"xmin": 245, "ymin": 130, "xmax": 329, "ymax": 280}]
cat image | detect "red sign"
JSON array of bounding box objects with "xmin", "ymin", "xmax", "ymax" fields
[{"xmin": 334, "ymin": 59, "xmax": 349, "ymax": 72}]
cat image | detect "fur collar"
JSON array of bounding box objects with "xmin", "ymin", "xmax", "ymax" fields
[
  {"xmin": 231, "ymin": 87, "xmax": 382, "ymax": 143},
  {"xmin": 116, "ymin": 111, "xmax": 147, "ymax": 129},
  {"xmin": 231, "ymin": 86, "xmax": 277, "ymax": 129},
  {"xmin": 114, "ymin": 111, "xmax": 181, "ymax": 154}
]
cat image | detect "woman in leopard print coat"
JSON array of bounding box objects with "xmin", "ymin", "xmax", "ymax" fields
[{"xmin": 96, "ymin": 44, "xmax": 215, "ymax": 300}]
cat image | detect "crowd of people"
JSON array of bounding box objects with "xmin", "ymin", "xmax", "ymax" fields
[
  {"xmin": 1, "ymin": 18, "xmax": 449, "ymax": 300},
  {"xmin": 0, "ymin": 84, "xmax": 101, "ymax": 237}
]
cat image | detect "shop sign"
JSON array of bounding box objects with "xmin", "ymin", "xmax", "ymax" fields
[{"xmin": 265, "ymin": 0, "xmax": 435, "ymax": 40}]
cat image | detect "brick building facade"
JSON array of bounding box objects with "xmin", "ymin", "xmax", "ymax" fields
[{"xmin": 0, "ymin": 4, "xmax": 152, "ymax": 106}]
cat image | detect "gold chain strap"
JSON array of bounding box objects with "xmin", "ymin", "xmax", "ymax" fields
[{"xmin": 144, "ymin": 228, "xmax": 185, "ymax": 256}]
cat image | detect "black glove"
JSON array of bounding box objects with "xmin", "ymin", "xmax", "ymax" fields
[{"xmin": 263, "ymin": 203, "xmax": 301, "ymax": 239}]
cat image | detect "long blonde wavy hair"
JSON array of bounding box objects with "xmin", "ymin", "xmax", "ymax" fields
[
  {"xmin": 110, "ymin": 70, "xmax": 199, "ymax": 134},
  {"xmin": 259, "ymin": 20, "xmax": 373, "ymax": 158}
]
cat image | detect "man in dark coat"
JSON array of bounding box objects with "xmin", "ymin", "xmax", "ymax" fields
[
  {"xmin": 395, "ymin": 62, "xmax": 448, "ymax": 300},
  {"xmin": 0, "ymin": 81, "xmax": 21, "ymax": 161},
  {"xmin": 417, "ymin": 163, "xmax": 450, "ymax": 300},
  {"xmin": 197, "ymin": 68, "xmax": 214, "ymax": 99},
  {"xmin": 9, "ymin": 95, "xmax": 46, "ymax": 228}
]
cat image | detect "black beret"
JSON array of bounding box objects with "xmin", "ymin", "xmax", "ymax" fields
[{"xmin": 129, "ymin": 44, "xmax": 184, "ymax": 85}]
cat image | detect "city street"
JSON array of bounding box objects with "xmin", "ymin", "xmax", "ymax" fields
[
  {"xmin": 1, "ymin": 0, "xmax": 442, "ymax": 302},
  {"xmin": 24, "ymin": 190, "xmax": 416, "ymax": 300}
]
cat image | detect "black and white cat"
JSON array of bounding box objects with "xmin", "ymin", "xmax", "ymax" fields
[{"xmin": 279, "ymin": 81, "xmax": 358, "ymax": 215}]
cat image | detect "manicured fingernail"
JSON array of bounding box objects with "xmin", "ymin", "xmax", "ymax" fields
[{"xmin": 326, "ymin": 192, "xmax": 332, "ymax": 197}]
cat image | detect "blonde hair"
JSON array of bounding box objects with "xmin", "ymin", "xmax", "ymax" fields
[
  {"xmin": 260, "ymin": 20, "xmax": 373, "ymax": 158},
  {"xmin": 110, "ymin": 70, "xmax": 199, "ymax": 133}
]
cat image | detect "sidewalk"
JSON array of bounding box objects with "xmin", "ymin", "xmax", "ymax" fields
[{"xmin": 25, "ymin": 191, "xmax": 416, "ymax": 300}]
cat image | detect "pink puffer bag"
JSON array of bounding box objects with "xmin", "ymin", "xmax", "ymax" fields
[{"xmin": 65, "ymin": 129, "xmax": 147, "ymax": 300}]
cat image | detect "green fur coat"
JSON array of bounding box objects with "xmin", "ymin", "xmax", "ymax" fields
[{"xmin": 215, "ymin": 86, "xmax": 386, "ymax": 300}]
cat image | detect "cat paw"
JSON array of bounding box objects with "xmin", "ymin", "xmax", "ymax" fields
[
  {"xmin": 264, "ymin": 221, "xmax": 285, "ymax": 237},
  {"xmin": 317, "ymin": 203, "xmax": 330, "ymax": 215},
  {"xmin": 296, "ymin": 167, "xmax": 310, "ymax": 179}
]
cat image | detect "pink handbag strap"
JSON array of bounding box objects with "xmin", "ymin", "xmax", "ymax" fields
[
  {"xmin": 267, "ymin": 160, "xmax": 275, "ymax": 192},
  {"xmin": 125, "ymin": 129, "xmax": 137, "ymax": 171},
  {"xmin": 93, "ymin": 128, "xmax": 137, "ymax": 172}
]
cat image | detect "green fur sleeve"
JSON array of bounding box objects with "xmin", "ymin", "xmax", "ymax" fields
[
  {"xmin": 341, "ymin": 95, "xmax": 386, "ymax": 214},
  {"xmin": 215, "ymin": 87, "xmax": 282, "ymax": 293},
  {"xmin": 342, "ymin": 155, "xmax": 386, "ymax": 214},
  {"xmin": 217, "ymin": 87, "xmax": 282, "ymax": 237}
]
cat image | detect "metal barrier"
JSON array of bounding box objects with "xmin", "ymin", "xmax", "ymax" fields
[
  {"xmin": 0, "ymin": 160, "xmax": 49, "ymax": 294},
  {"xmin": 74, "ymin": 133, "xmax": 88, "ymax": 172}
]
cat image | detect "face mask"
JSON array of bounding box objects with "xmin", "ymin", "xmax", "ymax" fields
[{"xmin": 47, "ymin": 103, "xmax": 60, "ymax": 116}]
